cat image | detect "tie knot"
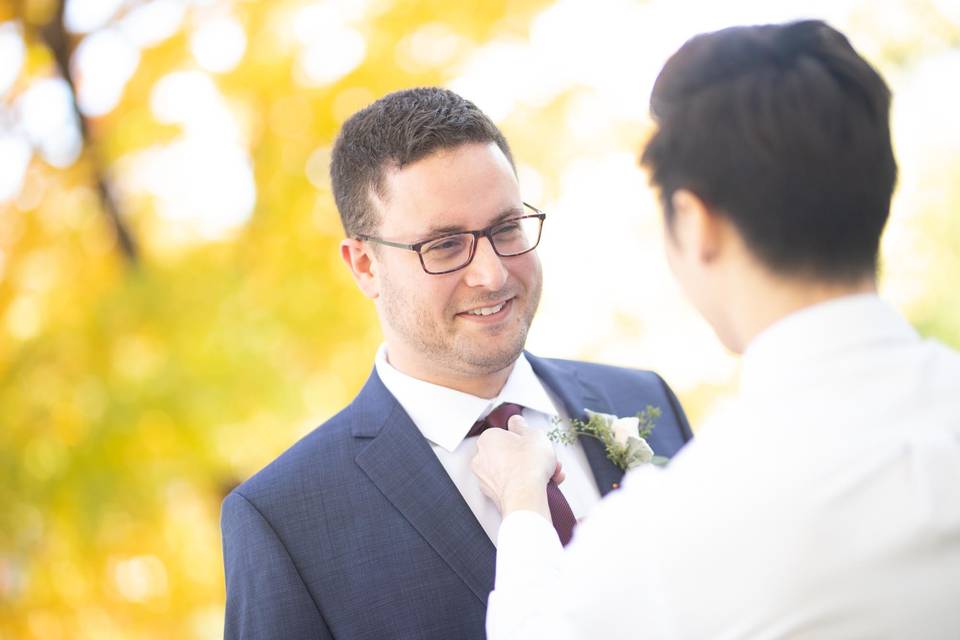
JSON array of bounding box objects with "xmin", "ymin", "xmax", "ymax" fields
[{"xmin": 468, "ymin": 402, "xmax": 524, "ymax": 437}]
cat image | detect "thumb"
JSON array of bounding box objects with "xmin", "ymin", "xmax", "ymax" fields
[{"xmin": 506, "ymin": 414, "xmax": 530, "ymax": 434}]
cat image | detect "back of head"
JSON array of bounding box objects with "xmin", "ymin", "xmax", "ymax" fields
[
  {"xmin": 641, "ymin": 20, "xmax": 897, "ymax": 282},
  {"xmin": 330, "ymin": 87, "xmax": 514, "ymax": 237}
]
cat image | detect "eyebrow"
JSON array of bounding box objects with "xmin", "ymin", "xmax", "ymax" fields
[{"xmin": 423, "ymin": 206, "xmax": 525, "ymax": 237}]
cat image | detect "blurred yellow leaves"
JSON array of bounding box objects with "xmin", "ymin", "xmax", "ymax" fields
[
  {"xmin": 0, "ymin": 1, "xmax": 556, "ymax": 638},
  {"xmin": 1, "ymin": 1, "xmax": 959, "ymax": 639}
]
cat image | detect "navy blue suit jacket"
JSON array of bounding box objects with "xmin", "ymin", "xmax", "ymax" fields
[{"xmin": 221, "ymin": 354, "xmax": 693, "ymax": 639}]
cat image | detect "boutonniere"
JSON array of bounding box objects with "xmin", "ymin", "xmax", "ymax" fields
[{"xmin": 547, "ymin": 406, "xmax": 667, "ymax": 472}]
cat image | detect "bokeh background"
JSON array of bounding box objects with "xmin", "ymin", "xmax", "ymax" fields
[{"xmin": 1, "ymin": 0, "xmax": 958, "ymax": 637}]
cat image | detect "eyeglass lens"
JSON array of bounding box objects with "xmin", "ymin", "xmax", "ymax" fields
[{"xmin": 420, "ymin": 216, "xmax": 542, "ymax": 273}]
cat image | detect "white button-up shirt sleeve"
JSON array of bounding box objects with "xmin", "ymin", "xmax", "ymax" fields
[
  {"xmin": 488, "ymin": 467, "xmax": 676, "ymax": 640},
  {"xmin": 487, "ymin": 295, "xmax": 960, "ymax": 640},
  {"xmin": 487, "ymin": 511, "xmax": 569, "ymax": 640}
]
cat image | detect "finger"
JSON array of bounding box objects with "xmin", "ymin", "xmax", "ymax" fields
[
  {"xmin": 506, "ymin": 414, "xmax": 530, "ymax": 434},
  {"xmin": 470, "ymin": 451, "xmax": 505, "ymax": 511},
  {"xmin": 551, "ymin": 462, "xmax": 566, "ymax": 485},
  {"xmin": 477, "ymin": 428, "xmax": 514, "ymax": 448}
]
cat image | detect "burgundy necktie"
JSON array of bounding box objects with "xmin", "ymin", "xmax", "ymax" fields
[{"xmin": 469, "ymin": 403, "xmax": 577, "ymax": 546}]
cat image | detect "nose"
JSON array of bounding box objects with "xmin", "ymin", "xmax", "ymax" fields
[{"xmin": 462, "ymin": 237, "xmax": 508, "ymax": 290}]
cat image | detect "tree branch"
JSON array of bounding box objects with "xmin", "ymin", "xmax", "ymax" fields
[{"xmin": 37, "ymin": 0, "xmax": 139, "ymax": 265}]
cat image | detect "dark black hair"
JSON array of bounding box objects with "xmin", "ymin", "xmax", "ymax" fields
[{"xmin": 640, "ymin": 20, "xmax": 897, "ymax": 281}]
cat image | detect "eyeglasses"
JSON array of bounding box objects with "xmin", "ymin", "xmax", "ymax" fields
[{"xmin": 357, "ymin": 203, "xmax": 546, "ymax": 275}]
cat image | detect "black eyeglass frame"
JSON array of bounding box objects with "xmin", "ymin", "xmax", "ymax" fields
[{"xmin": 356, "ymin": 202, "xmax": 547, "ymax": 275}]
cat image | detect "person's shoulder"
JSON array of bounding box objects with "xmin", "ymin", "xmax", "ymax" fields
[
  {"xmin": 922, "ymin": 337, "xmax": 960, "ymax": 374},
  {"xmin": 529, "ymin": 354, "xmax": 668, "ymax": 389},
  {"xmin": 225, "ymin": 403, "xmax": 360, "ymax": 507},
  {"xmin": 528, "ymin": 353, "xmax": 694, "ymax": 444},
  {"xmin": 910, "ymin": 337, "xmax": 960, "ymax": 410}
]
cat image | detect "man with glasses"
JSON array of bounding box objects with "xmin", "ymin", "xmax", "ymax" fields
[{"xmin": 220, "ymin": 87, "xmax": 693, "ymax": 639}]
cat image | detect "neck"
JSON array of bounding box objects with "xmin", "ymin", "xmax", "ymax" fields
[
  {"xmin": 723, "ymin": 267, "xmax": 877, "ymax": 353},
  {"xmin": 383, "ymin": 344, "xmax": 515, "ymax": 399}
]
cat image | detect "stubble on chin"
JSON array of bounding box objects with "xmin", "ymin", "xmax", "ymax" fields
[
  {"xmin": 380, "ymin": 268, "xmax": 542, "ymax": 378},
  {"xmin": 449, "ymin": 324, "xmax": 528, "ymax": 375}
]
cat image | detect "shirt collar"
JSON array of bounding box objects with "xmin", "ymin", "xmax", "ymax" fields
[
  {"xmin": 740, "ymin": 293, "xmax": 918, "ymax": 396},
  {"xmin": 375, "ymin": 346, "xmax": 559, "ymax": 453}
]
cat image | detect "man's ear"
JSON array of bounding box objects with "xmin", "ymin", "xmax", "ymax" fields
[
  {"xmin": 340, "ymin": 239, "xmax": 380, "ymax": 299},
  {"xmin": 670, "ymin": 189, "xmax": 722, "ymax": 264}
]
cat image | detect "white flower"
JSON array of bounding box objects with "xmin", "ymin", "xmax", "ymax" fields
[
  {"xmin": 611, "ymin": 416, "xmax": 641, "ymax": 447},
  {"xmin": 586, "ymin": 410, "xmax": 640, "ymax": 446},
  {"xmin": 625, "ymin": 436, "xmax": 655, "ymax": 467},
  {"xmin": 562, "ymin": 408, "xmax": 660, "ymax": 472}
]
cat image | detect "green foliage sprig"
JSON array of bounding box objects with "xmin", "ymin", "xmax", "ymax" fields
[{"xmin": 547, "ymin": 406, "xmax": 667, "ymax": 471}]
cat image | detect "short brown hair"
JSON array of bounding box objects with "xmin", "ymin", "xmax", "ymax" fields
[{"xmin": 330, "ymin": 87, "xmax": 514, "ymax": 237}]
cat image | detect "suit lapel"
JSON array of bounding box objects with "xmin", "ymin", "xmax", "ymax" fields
[
  {"xmin": 526, "ymin": 353, "xmax": 626, "ymax": 496},
  {"xmin": 352, "ymin": 370, "xmax": 496, "ymax": 604},
  {"xmin": 348, "ymin": 355, "xmax": 626, "ymax": 604}
]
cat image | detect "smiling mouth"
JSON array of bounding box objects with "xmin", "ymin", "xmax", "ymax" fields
[{"xmin": 458, "ymin": 298, "xmax": 514, "ymax": 319}]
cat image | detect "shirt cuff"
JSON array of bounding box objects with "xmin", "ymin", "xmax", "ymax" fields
[
  {"xmin": 487, "ymin": 511, "xmax": 567, "ymax": 639},
  {"xmin": 494, "ymin": 510, "xmax": 564, "ymax": 593}
]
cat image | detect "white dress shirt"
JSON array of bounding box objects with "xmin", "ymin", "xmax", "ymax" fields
[
  {"xmin": 488, "ymin": 294, "xmax": 960, "ymax": 639},
  {"xmin": 375, "ymin": 347, "xmax": 602, "ymax": 544}
]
